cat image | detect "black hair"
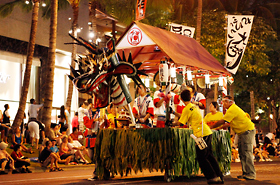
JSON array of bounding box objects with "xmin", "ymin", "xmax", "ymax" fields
[
  {"xmin": 211, "ymin": 101, "xmax": 218, "ymax": 109},
  {"xmin": 4, "ymin": 104, "xmax": 8, "ymax": 110},
  {"xmin": 30, "ymin": 99, "xmax": 35, "ymax": 104},
  {"xmin": 72, "ymin": 127, "xmax": 78, "ymax": 133},
  {"xmin": 51, "ymin": 123, "xmax": 57, "ymax": 129},
  {"xmin": 75, "ymin": 112, "xmax": 78, "ymax": 116},
  {"xmin": 88, "ymin": 98, "xmax": 93, "ymax": 104},
  {"xmin": 45, "ymin": 140, "xmax": 51, "ymax": 147},
  {"xmin": 61, "ymin": 125, "xmax": 68, "ymax": 132},
  {"xmin": 180, "ymin": 89, "xmax": 191, "ymax": 102},
  {"xmin": 14, "ymin": 144, "xmax": 21, "ymax": 152},
  {"xmin": 60, "ymin": 105, "xmax": 66, "ymax": 120}
]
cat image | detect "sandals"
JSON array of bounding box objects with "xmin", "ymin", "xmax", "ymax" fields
[
  {"xmin": 49, "ymin": 168, "xmax": 56, "ymax": 172},
  {"xmin": 56, "ymin": 168, "xmax": 64, "ymax": 171}
]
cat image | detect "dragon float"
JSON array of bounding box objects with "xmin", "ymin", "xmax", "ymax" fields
[{"xmin": 66, "ymin": 34, "xmax": 148, "ymax": 124}]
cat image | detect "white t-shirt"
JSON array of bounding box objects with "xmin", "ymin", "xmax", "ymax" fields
[
  {"xmin": 67, "ymin": 140, "xmax": 82, "ymax": 153},
  {"xmin": 28, "ymin": 104, "xmax": 43, "ymax": 118},
  {"xmin": 154, "ymin": 90, "xmax": 175, "ymax": 119}
]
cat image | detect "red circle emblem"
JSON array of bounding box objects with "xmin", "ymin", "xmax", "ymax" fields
[{"xmin": 127, "ymin": 27, "xmax": 142, "ymax": 46}]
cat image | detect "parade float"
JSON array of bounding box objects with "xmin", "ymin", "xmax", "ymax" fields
[{"xmin": 68, "ymin": 21, "xmax": 231, "ymax": 182}]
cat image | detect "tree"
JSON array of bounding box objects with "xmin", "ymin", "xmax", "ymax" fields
[
  {"xmin": 40, "ymin": 0, "xmax": 58, "ymax": 132},
  {"xmin": 0, "ymin": 0, "xmax": 40, "ymax": 129},
  {"xmin": 65, "ymin": 0, "xmax": 80, "ymax": 109}
]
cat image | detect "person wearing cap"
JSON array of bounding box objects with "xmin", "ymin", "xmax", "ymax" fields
[
  {"xmin": 210, "ymin": 95, "xmax": 256, "ymax": 180},
  {"xmin": 176, "ymin": 89, "xmax": 223, "ymax": 184},
  {"xmin": 0, "ymin": 142, "xmax": 20, "ymax": 174}
]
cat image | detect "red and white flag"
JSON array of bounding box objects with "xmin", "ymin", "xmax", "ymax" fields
[
  {"xmin": 225, "ymin": 15, "xmax": 254, "ymax": 74},
  {"xmin": 136, "ymin": 0, "xmax": 147, "ymax": 21}
]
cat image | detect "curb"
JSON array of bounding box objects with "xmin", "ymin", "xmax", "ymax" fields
[{"xmin": 28, "ymin": 164, "xmax": 95, "ymax": 173}]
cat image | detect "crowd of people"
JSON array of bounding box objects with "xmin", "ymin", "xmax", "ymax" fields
[{"xmin": 0, "ymin": 82, "xmax": 280, "ymax": 183}]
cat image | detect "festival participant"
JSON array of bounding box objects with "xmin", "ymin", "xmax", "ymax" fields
[
  {"xmin": 47, "ymin": 123, "xmax": 63, "ymax": 145},
  {"xmin": 132, "ymin": 84, "xmax": 154, "ymax": 128},
  {"xmin": 204, "ymin": 102, "xmax": 227, "ymax": 130},
  {"xmin": 59, "ymin": 136, "xmax": 73, "ymax": 162},
  {"xmin": 186, "ymin": 85, "xmax": 206, "ymax": 117},
  {"xmin": 153, "ymin": 74, "xmax": 176, "ymax": 127},
  {"xmin": 210, "ymin": 95, "xmax": 256, "ymax": 180},
  {"xmin": 176, "ymin": 89, "xmax": 223, "ymax": 184},
  {"xmin": 107, "ymin": 103, "xmax": 122, "ymax": 128}
]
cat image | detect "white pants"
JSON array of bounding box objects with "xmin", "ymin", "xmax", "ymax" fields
[{"xmin": 28, "ymin": 121, "xmax": 40, "ymax": 139}]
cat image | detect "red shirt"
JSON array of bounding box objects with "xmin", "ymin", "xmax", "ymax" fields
[
  {"xmin": 72, "ymin": 116, "xmax": 79, "ymax": 128},
  {"xmin": 11, "ymin": 151, "xmax": 23, "ymax": 161}
]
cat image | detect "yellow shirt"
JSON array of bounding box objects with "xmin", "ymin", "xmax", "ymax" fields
[
  {"xmin": 108, "ymin": 113, "xmax": 120, "ymax": 128},
  {"xmin": 179, "ymin": 103, "xmax": 212, "ymax": 137},
  {"xmin": 204, "ymin": 112, "xmax": 224, "ymax": 129},
  {"xmin": 223, "ymin": 104, "xmax": 255, "ymax": 134}
]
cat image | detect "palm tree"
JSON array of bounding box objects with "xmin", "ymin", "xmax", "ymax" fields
[
  {"xmin": 0, "ymin": 0, "xmax": 40, "ymax": 129},
  {"xmin": 65, "ymin": 0, "xmax": 80, "ymax": 109},
  {"xmin": 41, "ymin": 0, "xmax": 58, "ymax": 132}
]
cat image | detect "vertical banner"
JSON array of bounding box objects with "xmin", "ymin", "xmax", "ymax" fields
[
  {"xmin": 136, "ymin": 0, "xmax": 147, "ymax": 21},
  {"xmin": 225, "ymin": 15, "xmax": 254, "ymax": 74},
  {"xmin": 169, "ymin": 23, "xmax": 195, "ymax": 38}
]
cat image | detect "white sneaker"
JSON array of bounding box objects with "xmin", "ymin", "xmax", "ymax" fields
[
  {"xmin": 224, "ymin": 171, "xmax": 231, "ymax": 176},
  {"xmin": 266, "ymin": 158, "xmax": 273, "ymax": 161},
  {"xmin": 235, "ymin": 158, "xmax": 240, "ymax": 162},
  {"xmin": 259, "ymin": 159, "xmax": 265, "ymax": 162}
]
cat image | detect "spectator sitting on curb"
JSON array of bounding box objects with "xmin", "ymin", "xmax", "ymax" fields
[
  {"xmin": 39, "ymin": 140, "xmax": 63, "ymax": 172},
  {"xmin": 50, "ymin": 139, "xmax": 71, "ymax": 165},
  {"xmin": 0, "ymin": 142, "xmax": 20, "ymax": 174},
  {"xmin": 48, "ymin": 123, "xmax": 63, "ymax": 146},
  {"xmin": 11, "ymin": 144, "xmax": 32, "ymax": 173},
  {"xmin": 67, "ymin": 135, "xmax": 89, "ymax": 164}
]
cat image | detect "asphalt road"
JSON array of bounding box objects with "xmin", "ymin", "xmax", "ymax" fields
[{"xmin": 1, "ymin": 160, "xmax": 280, "ymax": 185}]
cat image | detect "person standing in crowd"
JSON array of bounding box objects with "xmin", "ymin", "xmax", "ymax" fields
[
  {"xmin": 71, "ymin": 112, "xmax": 79, "ymax": 130},
  {"xmin": 133, "ymin": 85, "xmax": 154, "ymax": 128},
  {"xmin": 0, "ymin": 109, "xmax": 4, "ymax": 142},
  {"xmin": 2, "ymin": 104, "xmax": 11, "ymax": 143},
  {"xmin": 78, "ymin": 102, "xmax": 87, "ymax": 131},
  {"xmin": 186, "ymin": 85, "xmax": 206, "ymax": 117},
  {"xmin": 65, "ymin": 106, "xmax": 71, "ymax": 135},
  {"xmin": 107, "ymin": 103, "xmax": 122, "ymax": 128},
  {"xmin": 28, "ymin": 99, "xmax": 45, "ymax": 141},
  {"xmin": 176, "ymin": 89, "xmax": 223, "ymax": 184},
  {"xmin": 211, "ymin": 95, "xmax": 256, "ymax": 180},
  {"xmin": 58, "ymin": 105, "xmax": 68, "ymax": 133}
]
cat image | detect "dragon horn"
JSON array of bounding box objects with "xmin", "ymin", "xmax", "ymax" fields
[
  {"xmin": 70, "ymin": 65, "xmax": 80, "ymax": 78},
  {"xmin": 128, "ymin": 52, "xmax": 133, "ymax": 64},
  {"xmin": 122, "ymin": 50, "xmax": 126, "ymax": 62}
]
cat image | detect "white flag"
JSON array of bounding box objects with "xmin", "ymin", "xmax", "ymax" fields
[
  {"xmin": 169, "ymin": 23, "xmax": 195, "ymax": 38},
  {"xmin": 225, "ymin": 15, "xmax": 254, "ymax": 74}
]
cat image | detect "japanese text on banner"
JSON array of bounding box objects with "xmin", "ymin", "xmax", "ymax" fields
[
  {"xmin": 136, "ymin": 0, "xmax": 147, "ymax": 21},
  {"xmin": 225, "ymin": 15, "xmax": 254, "ymax": 74}
]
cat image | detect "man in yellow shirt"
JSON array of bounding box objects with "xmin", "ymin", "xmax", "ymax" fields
[
  {"xmin": 211, "ymin": 95, "xmax": 256, "ymax": 180},
  {"xmin": 178, "ymin": 89, "xmax": 223, "ymax": 184}
]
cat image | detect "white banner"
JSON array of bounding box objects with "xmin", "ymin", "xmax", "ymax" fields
[
  {"xmin": 169, "ymin": 23, "xmax": 195, "ymax": 38},
  {"xmin": 225, "ymin": 15, "xmax": 254, "ymax": 74}
]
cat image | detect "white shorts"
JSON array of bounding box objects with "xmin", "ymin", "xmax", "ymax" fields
[{"xmin": 28, "ymin": 121, "xmax": 40, "ymax": 139}]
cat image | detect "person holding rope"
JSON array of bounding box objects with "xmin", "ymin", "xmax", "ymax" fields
[
  {"xmin": 176, "ymin": 89, "xmax": 224, "ymax": 184},
  {"xmin": 210, "ymin": 95, "xmax": 256, "ymax": 180}
]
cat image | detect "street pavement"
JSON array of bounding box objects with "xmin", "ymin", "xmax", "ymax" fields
[{"xmin": 0, "ymin": 159, "xmax": 280, "ymax": 185}]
